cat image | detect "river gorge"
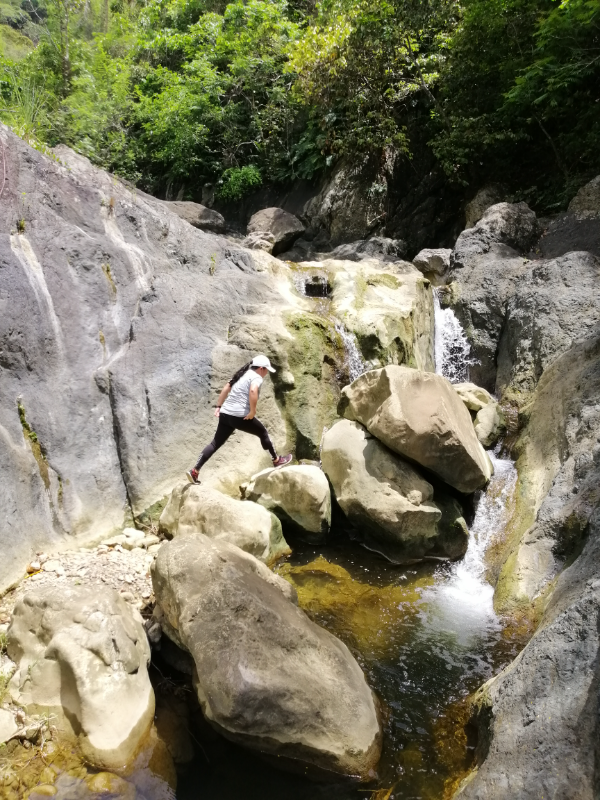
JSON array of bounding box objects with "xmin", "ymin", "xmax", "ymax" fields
[{"xmin": 1, "ymin": 123, "xmax": 599, "ymax": 800}]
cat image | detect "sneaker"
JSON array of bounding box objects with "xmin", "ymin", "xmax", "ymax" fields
[
  {"xmin": 272, "ymin": 454, "xmax": 293, "ymax": 468},
  {"xmin": 186, "ymin": 468, "xmax": 200, "ymax": 484}
]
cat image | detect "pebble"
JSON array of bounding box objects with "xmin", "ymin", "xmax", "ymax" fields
[{"xmin": 26, "ymin": 562, "xmax": 41, "ymax": 574}]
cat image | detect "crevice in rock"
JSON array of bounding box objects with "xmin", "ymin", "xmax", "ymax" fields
[{"xmin": 106, "ymin": 371, "xmax": 135, "ymax": 522}]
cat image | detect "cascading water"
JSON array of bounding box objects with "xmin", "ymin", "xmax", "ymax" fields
[
  {"xmin": 433, "ymin": 288, "xmax": 474, "ymax": 382},
  {"xmin": 334, "ymin": 321, "xmax": 367, "ymax": 383}
]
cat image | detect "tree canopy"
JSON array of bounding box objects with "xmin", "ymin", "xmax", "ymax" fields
[{"xmin": 1, "ymin": 0, "xmax": 599, "ymax": 208}]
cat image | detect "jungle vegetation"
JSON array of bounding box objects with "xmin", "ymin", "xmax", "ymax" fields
[{"xmin": 0, "ymin": 0, "xmax": 598, "ymax": 209}]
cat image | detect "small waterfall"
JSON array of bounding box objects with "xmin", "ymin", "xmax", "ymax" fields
[
  {"xmin": 433, "ymin": 288, "xmax": 474, "ymax": 383},
  {"xmin": 334, "ymin": 322, "xmax": 367, "ymax": 383},
  {"xmin": 424, "ymin": 451, "xmax": 518, "ymax": 641}
]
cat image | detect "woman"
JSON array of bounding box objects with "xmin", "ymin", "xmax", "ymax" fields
[{"xmin": 186, "ymin": 354, "xmax": 292, "ymax": 484}]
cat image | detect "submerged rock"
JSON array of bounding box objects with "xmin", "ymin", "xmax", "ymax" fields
[
  {"xmin": 340, "ymin": 366, "xmax": 492, "ymax": 493},
  {"xmin": 242, "ymin": 464, "xmax": 331, "ymax": 544},
  {"xmin": 321, "ymin": 420, "xmax": 467, "ymax": 562},
  {"xmin": 7, "ymin": 585, "xmax": 154, "ymax": 769},
  {"xmin": 159, "ymin": 483, "xmax": 289, "ymax": 564},
  {"xmin": 152, "ymin": 535, "xmax": 382, "ymax": 780}
]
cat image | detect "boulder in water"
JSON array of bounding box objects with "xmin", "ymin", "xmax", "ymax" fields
[
  {"xmin": 454, "ymin": 382, "xmax": 506, "ymax": 447},
  {"xmin": 159, "ymin": 483, "xmax": 290, "ymax": 564},
  {"xmin": 246, "ymin": 208, "xmax": 305, "ymax": 256},
  {"xmin": 321, "ymin": 420, "xmax": 467, "ymax": 562},
  {"xmin": 7, "ymin": 585, "xmax": 154, "ymax": 769},
  {"xmin": 242, "ymin": 464, "xmax": 331, "ymax": 544},
  {"xmin": 340, "ymin": 366, "xmax": 492, "ymax": 493},
  {"xmin": 152, "ymin": 535, "xmax": 382, "ymax": 780}
]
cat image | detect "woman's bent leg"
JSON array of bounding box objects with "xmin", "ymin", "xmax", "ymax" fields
[
  {"xmin": 234, "ymin": 417, "xmax": 277, "ymax": 459},
  {"xmin": 194, "ymin": 417, "xmax": 233, "ymax": 470}
]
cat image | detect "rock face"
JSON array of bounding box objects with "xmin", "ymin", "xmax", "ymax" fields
[
  {"xmin": 242, "ymin": 464, "xmax": 331, "ymax": 544},
  {"xmin": 326, "ymin": 259, "xmax": 435, "ymax": 371},
  {"xmin": 340, "ymin": 366, "xmax": 491, "ymax": 493},
  {"xmin": 0, "ymin": 125, "xmax": 297, "ymax": 592},
  {"xmin": 446, "ymin": 198, "xmax": 600, "ymax": 393},
  {"xmin": 7, "ymin": 585, "xmax": 154, "ymax": 769},
  {"xmin": 412, "ymin": 248, "xmax": 451, "ymax": 278},
  {"xmin": 321, "ymin": 420, "xmax": 468, "ymax": 562},
  {"xmin": 568, "ymin": 174, "xmax": 600, "ymax": 217},
  {"xmin": 162, "ymin": 201, "xmax": 225, "ymax": 233},
  {"xmin": 329, "ymin": 236, "xmax": 407, "ymax": 263},
  {"xmin": 152, "ymin": 535, "xmax": 382, "ymax": 780},
  {"xmin": 459, "ymin": 468, "xmax": 600, "ymax": 799},
  {"xmin": 246, "ymin": 207, "xmax": 305, "ymax": 255},
  {"xmin": 158, "ymin": 483, "xmax": 289, "ymax": 563}
]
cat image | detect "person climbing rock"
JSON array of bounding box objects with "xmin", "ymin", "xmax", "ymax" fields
[{"xmin": 186, "ymin": 354, "xmax": 293, "ymax": 484}]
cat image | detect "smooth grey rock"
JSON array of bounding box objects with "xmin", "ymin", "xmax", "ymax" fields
[
  {"xmin": 246, "ymin": 208, "xmax": 304, "ymax": 255},
  {"xmin": 0, "ymin": 125, "xmax": 292, "ymax": 592},
  {"xmin": 152, "ymin": 535, "xmax": 382, "ymax": 780},
  {"xmin": 241, "ymin": 230, "xmax": 276, "ymax": 253},
  {"xmin": 163, "ymin": 201, "xmax": 225, "ymax": 232},
  {"xmin": 242, "ymin": 464, "xmax": 331, "ymax": 544},
  {"xmin": 0, "ymin": 709, "xmax": 17, "ymax": 744},
  {"xmin": 7, "ymin": 584, "xmax": 154, "ymax": 768},
  {"xmin": 329, "ymin": 236, "xmax": 407, "ymax": 263},
  {"xmin": 413, "ymin": 248, "xmax": 451, "ymax": 276},
  {"xmin": 158, "ymin": 482, "xmax": 289, "ymax": 563}
]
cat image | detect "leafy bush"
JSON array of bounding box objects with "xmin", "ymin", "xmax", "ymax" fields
[{"xmin": 217, "ymin": 164, "xmax": 262, "ymax": 199}]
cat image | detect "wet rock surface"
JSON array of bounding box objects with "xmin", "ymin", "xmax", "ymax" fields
[{"xmin": 152, "ymin": 535, "xmax": 382, "ymax": 780}]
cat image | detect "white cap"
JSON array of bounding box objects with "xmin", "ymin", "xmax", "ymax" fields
[{"xmin": 251, "ymin": 354, "xmax": 275, "ymax": 372}]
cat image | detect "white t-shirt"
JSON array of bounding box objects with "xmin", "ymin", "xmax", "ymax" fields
[{"xmin": 221, "ymin": 369, "xmax": 263, "ymax": 417}]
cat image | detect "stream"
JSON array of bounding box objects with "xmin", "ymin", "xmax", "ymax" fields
[{"xmin": 170, "ymin": 275, "xmax": 524, "ymax": 800}]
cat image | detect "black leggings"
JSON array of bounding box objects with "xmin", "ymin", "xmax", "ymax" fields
[{"xmin": 194, "ymin": 412, "xmax": 277, "ymax": 470}]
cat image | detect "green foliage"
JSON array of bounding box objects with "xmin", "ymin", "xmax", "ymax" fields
[
  {"xmin": 0, "ymin": 0, "xmax": 597, "ymax": 212},
  {"xmin": 217, "ymin": 164, "xmax": 262, "ymax": 199}
]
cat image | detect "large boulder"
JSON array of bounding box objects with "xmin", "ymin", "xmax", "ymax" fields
[
  {"xmin": 412, "ymin": 248, "xmax": 451, "ymax": 279},
  {"xmin": 158, "ymin": 483, "xmax": 289, "ymax": 564},
  {"xmin": 7, "ymin": 585, "xmax": 154, "ymax": 769},
  {"xmin": 162, "ymin": 201, "xmax": 225, "ymax": 233},
  {"xmin": 152, "ymin": 535, "xmax": 382, "ymax": 780},
  {"xmin": 242, "ymin": 464, "xmax": 331, "ymax": 544},
  {"xmin": 321, "ymin": 420, "xmax": 468, "ymax": 562},
  {"xmin": 464, "ymin": 186, "xmax": 504, "ymax": 229},
  {"xmin": 340, "ymin": 366, "xmax": 492, "ymax": 493},
  {"xmin": 246, "ymin": 208, "xmax": 305, "ymax": 256},
  {"xmin": 568, "ymin": 174, "xmax": 600, "ymax": 217},
  {"xmin": 453, "ymin": 202, "xmax": 539, "ymax": 270}
]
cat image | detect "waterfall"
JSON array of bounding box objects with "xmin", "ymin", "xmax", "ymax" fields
[
  {"xmin": 424, "ymin": 451, "xmax": 517, "ymax": 642},
  {"xmin": 433, "ymin": 288, "xmax": 474, "ymax": 383},
  {"xmin": 334, "ymin": 322, "xmax": 367, "ymax": 383}
]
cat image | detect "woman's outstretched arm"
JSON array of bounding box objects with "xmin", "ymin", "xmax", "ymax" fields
[{"xmin": 214, "ymin": 382, "xmax": 231, "ymax": 416}]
